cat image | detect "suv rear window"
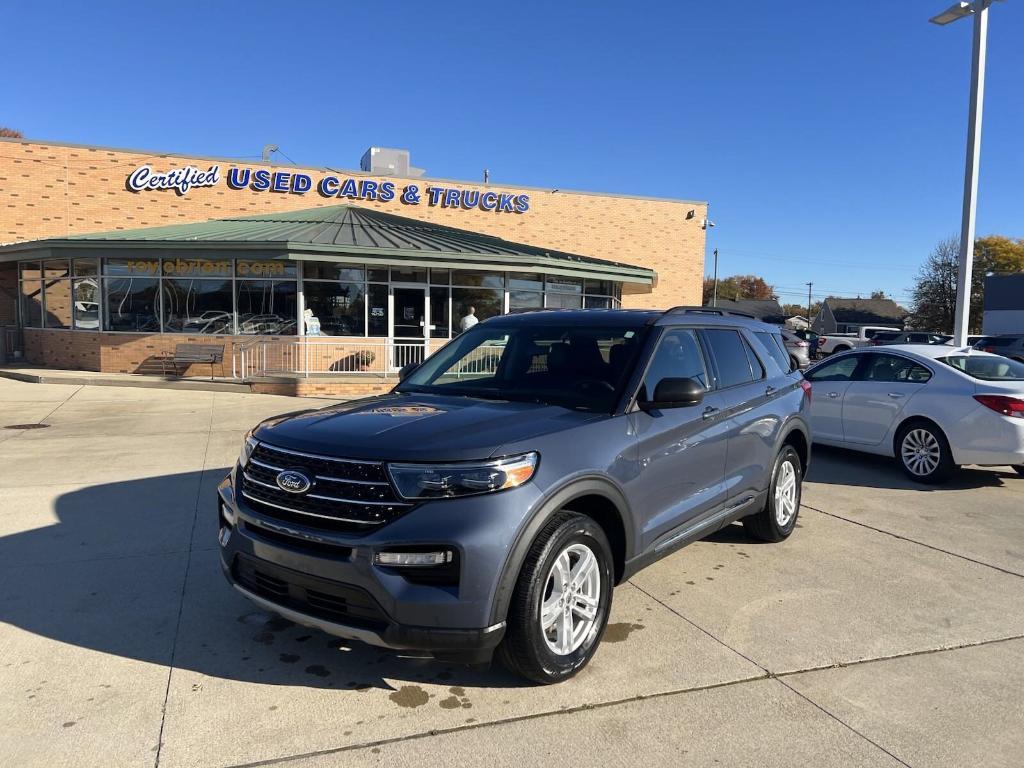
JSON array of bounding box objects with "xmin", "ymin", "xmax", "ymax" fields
[
  {"xmin": 977, "ymin": 336, "xmax": 1019, "ymax": 348},
  {"xmin": 873, "ymin": 332, "xmax": 900, "ymax": 342},
  {"xmin": 938, "ymin": 355, "xmax": 1024, "ymax": 381},
  {"xmin": 704, "ymin": 329, "xmax": 759, "ymax": 388},
  {"xmin": 753, "ymin": 331, "xmax": 793, "ymax": 373}
]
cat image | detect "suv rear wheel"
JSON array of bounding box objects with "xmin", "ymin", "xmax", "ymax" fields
[
  {"xmin": 498, "ymin": 511, "xmax": 613, "ymax": 684},
  {"xmin": 743, "ymin": 445, "xmax": 802, "ymax": 542}
]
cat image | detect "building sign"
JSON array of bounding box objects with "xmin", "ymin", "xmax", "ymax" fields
[{"xmin": 125, "ymin": 164, "xmax": 530, "ymax": 213}]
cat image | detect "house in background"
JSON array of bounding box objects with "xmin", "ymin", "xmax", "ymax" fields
[
  {"xmin": 983, "ymin": 274, "xmax": 1024, "ymax": 334},
  {"xmin": 705, "ymin": 298, "xmax": 785, "ymax": 324},
  {"xmin": 812, "ymin": 297, "xmax": 908, "ymax": 334},
  {"xmin": 785, "ymin": 315, "xmax": 810, "ymax": 330}
]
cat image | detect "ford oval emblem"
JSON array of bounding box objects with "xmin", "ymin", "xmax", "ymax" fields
[{"xmin": 275, "ymin": 470, "xmax": 312, "ymax": 494}]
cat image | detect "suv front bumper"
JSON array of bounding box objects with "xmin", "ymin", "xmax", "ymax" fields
[{"xmin": 216, "ymin": 469, "xmax": 537, "ymax": 662}]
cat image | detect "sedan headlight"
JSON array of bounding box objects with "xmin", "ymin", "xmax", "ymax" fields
[
  {"xmin": 387, "ymin": 452, "xmax": 538, "ymax": 500},
  {"xmin": 239, "ymin": 431, "xmax": 258, "ymax": 468}
]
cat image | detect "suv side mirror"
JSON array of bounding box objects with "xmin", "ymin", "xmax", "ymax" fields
[
  {"xmin": 640, "ymin": 377, "xmax": 705, "ymax": 410},
  {"xmin": 398, "ymin": 363, "xmax": 419, "ymax": 382}
]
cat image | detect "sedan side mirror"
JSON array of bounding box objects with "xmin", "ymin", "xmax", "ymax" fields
[
  {"xmin": 639, "ymin": 377, "xmax": 705, "ymax": 411},
  {"xmin": 398, "ymin": 363, "xmax": 419, "ymax": 382}
]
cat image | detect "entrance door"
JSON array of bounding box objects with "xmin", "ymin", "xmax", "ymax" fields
[{"xmin": 390, "ymin": 286, "xmax": 428, "ymax": 370}]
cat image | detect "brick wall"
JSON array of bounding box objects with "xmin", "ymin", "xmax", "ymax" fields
[{"xmin": 0, "ymin": 138, "xmax": 706, "ymax": 308}]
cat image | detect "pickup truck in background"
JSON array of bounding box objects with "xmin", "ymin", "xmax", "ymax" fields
[{"xmin": 816, "ymin": 326, "xmax": 901, "ymax": 356}]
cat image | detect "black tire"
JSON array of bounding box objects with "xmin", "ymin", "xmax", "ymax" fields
[
  {"xmin": 497, "ymin": 511, "xmax": 614, "ymax": 684},
  {"xmin": 895, "ymin": 419, "xmax": 955, "ymax": 484},
  {"xmin": 743, "ymin": 445, "xmax": 802, "ymax": 543}
]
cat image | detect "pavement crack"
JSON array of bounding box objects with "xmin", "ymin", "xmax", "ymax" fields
[
  {"xmin": 803, "ymin": 503, "xmax": 1024, "ymax": 579},
  {"xmin": 153, "ymin": 395, "xmax": 216, "ymax": 767}
]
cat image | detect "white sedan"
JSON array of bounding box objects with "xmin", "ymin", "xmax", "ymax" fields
[{"xmin": 803, "ymin": 345, "xmax": 1024, "ymax": 483}]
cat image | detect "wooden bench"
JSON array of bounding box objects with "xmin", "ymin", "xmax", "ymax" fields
[{"xmin": 160, "ymin": 343, "xmax": 224, "ymax": 379}]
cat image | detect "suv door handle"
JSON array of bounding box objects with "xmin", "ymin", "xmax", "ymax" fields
[
  {"xmin": 765, "ymin": 385, "xmax": 776, "ymax": 397},
  {"xmin": 702, "ymin": 405, "xmax": 719, "ymax": 420},
  {"xmin": 887, "ymin": 392, "xmax": 904, "ymax": 399},
  {"xmin": 827, "ymin": 391, "xmax": 840, "ymax": 399}
]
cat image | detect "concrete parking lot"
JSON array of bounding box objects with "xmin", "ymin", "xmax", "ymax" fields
[{"xmin": 1, "ymin": 377, "xmax": 1022, "ymax": 768}]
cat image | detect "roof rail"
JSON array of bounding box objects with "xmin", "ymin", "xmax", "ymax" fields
[{"xmin": 663, "ymin": 306, "xmax": 758, "ymax": 320}]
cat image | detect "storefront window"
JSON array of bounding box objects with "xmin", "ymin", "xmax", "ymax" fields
[
  {"xmin": 161, "ymin": 257, "xmax": 232, "ymax": 279},
  {"xmin": 545, "ymin": 276, "xmax": 583, "ymax": 294},
  {"xmin": 161, "ymin": 279, "xmax": 234, "ymax": 334},
  {"xmin": 510, "ymin": 290, "xmax": 543, "ymax": 310},
  {"xmin": 453, "ymin": 287, "xmax": 503, "ymax": 330},
  {"xmin": 510, "ymin": 273, "xmax": 543, "ymax": 291},
  {"xmin": 236, "ymin": 280, "xmax": 298, "ymax": 335},
  {"xmin": 20, "ymin": 280, "xmax": 43, "ymax": 328},
  {"xmin": 104, "ymin": 258, "xmax": 161, "ymax": 277},
  {"xmin": 104, "ymin": 278, "xmax": 160, "ymax": 332},
  {"xmin": 368, "ymin": 267, "xmax": 389, "ymax": 282},
  {"xmin": 429, "ymin": 269, "xmax": 450, "ymax": 285},
  {"xmin": 429, "ymin": 286, "xmax": 450, "ymax": 338},
  {"xmin": 20, "ymin": 261, "xmax": 42, "ymax": 280},
  {"xmin": 74, "ymin": 259, "xmax": 99, "ymax": 277},
  {"xmin": 43, "ymin": 259, "xmax": 71, "ymax": 279},
  {"xmin": 584, "ymin": 296, "xmax": 613, "ymax": 309},
  {"xmin": 453, "ymin": 270, "xmax": 504, "ymax": 289},
  {"xmin": 391, "ymin": 267, "xmax": 427, "ymax": 283},
  {"xmin": 234, "ymin": 259, "xmax": 296, "ymax": 278},
  {"xmin": 303, "ymin": 262, "xmax": 364, "ymax": 282},
  {"xmin": 545, "ymin": 293, "xmax": 583, "ymax": 309},
  {"xmin": 73, "ymin": 278, "xmax": 101, "ymax": 330},
  {"xmin": 303, "ymin": 281, "xmax": 365, "ymax": 336},
  {"xmin": 367, "ymin": 283, "xmax": 389, "ymax": 336},
  {"xmin": 44, "ymin": 277, "xmax": 73, "ymax": 329}
]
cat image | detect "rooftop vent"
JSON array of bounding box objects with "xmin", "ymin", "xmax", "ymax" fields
[{"xmin": 359, "ymin": 147, "xmax": 425, "ymax": 178}]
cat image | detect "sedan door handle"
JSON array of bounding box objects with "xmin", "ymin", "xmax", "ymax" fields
[
  {"xmin": 702, "ymin": 405, "xmax": 719, "ymax": 420},
  {"xmin": 827, "ymin": 391, "xmax": 840, "ymax": 399},
  {"xmin": 887, "ymin": 392, "xmax": 905, "ymax": 399}
]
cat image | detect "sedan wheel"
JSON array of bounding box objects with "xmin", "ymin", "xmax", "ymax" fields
[{"xmin": 896, "ymin": 421, "xmax": 955, "ymax": 484}]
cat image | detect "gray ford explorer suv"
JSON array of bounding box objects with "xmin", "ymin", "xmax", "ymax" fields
[{"xmin": 218, "ymin": 307, "xmax": 811, "ymax": 683}]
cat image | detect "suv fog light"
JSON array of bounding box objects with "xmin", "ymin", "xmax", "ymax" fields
[
  {"xmin": 220, "ymin": 502, "xmax": 236, "ymax": 526},
  {"xmin": 218, "ymin": 525, "xmax": 232, "ymax": 547},
  {"xmin": 376, "ymin": 550, "xmax": 453, "ymax": 567}
]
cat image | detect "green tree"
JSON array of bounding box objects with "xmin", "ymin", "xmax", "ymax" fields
[
  {"xmin": 0, "ymin": 127, "xmax": 23, "ymax": 138},
  {"xmin": 909, "ymin": 235, "xmax": 1024, "ymax": 333}
]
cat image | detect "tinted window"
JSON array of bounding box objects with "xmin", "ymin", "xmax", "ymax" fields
[
  {"xmin": 642, "ymin": 329, "xmax": 708, "ymax": 400},
  {"xmin": 863, "ymin": 354, "xmax": 931, "ymax": 383},
  {"xmin": 754, "ymin": 331, "xmax": 792, "ymax": 373},
  {"xmin": 807, "ymin": 355, "xmax": 859, "ymax": 382},
  {"xmin": 703, "ymin": 329, "xmax": 755, "ymax": 388}
]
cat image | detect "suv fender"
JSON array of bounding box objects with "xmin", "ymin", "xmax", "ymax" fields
[
  {"xmin": 488, "ymin": 477, "xmax": 633, "ymax": 627},
  {"xmin": 773, "ymin": 418, "xmax": 811, "ymax": 480}
]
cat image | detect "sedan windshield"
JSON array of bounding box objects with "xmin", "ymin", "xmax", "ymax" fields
[
  {"xmin": 397, "ymin": 323, "xmax": 649, "ymax": 412},
  {"xmin": 938, "ymin": 355, "xmax": 1024, "ymax": 381}
]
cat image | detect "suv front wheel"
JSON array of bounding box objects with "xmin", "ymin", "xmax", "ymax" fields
[
  {"xmin": 498, "ymin": 511, "xmax": 613, "ymax": 684},
  {"xmin": 743, "ymin": 445, "xmax": 802, "ymax": 542}
]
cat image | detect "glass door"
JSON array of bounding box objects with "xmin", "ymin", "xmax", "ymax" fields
[{"xmin": 390, "ymin": 285, "xmax": 428, "ymax": 370}]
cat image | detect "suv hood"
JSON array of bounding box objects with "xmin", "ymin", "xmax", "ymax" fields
[{"xmin": 252, "ymin": 393, "xmax": 604, "ymax": 462}]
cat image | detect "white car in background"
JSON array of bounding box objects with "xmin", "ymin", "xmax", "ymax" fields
[{"xmin": 803, "ymin": 345, "xmax": 1024, "ymax": 483}]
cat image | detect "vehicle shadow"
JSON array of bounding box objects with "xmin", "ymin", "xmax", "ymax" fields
[
  {"xmin": 2, "ymin": 470, "xmax": 529, "ymax": 692},
  {"xmin": 807, "ymin": 444, "xmax": 1015, "ymax": 491}
]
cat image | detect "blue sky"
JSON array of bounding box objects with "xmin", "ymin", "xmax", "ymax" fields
[{"xmin": 3, "ymin": 0, "xmax": 1022, "ymax": 309}]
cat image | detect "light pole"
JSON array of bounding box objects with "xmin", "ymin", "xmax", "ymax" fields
[
  {"xmin": 711, "ymin": 248, "xmax": 719, "ymax": 306},
  {"xmin": 929, "ymin": 0, "xmax": 1005, "ymax": 346}
]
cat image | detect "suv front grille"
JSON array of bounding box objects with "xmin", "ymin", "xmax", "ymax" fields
[
  {"xmin": 232, "ymin": 554, "xmax": 387, "ymax": 629},
  {"xmin": 239, "ymin": 441, "xmax": 412, "ymax": 535}
]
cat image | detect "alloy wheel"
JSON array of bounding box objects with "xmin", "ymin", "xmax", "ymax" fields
[
  {"xmin": 540, "ymin": 543, "xmax": 601, "ymax": 656},
  {"xmin": 901, "ymin": 428, "xmax": 941, "ymax": 476},
  {"xmin": 774, "ymin": 459, "xmax": 798, "ymax": 527}
]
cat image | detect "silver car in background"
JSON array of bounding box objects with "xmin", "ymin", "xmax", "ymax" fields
[{"xmin": 780, "ymin": 328, "xmax": 811, "ymax": 370}]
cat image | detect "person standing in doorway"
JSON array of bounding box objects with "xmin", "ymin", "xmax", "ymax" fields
[{"xmin": 459, "ymin": 305, "xmax": 478, "ymax": 332}]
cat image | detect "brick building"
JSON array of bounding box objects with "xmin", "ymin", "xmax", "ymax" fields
[{"xmin": 0, "ymin": 138, "xmax": 707, "ymax": 395}]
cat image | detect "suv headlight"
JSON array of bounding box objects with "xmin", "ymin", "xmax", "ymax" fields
[
  {"xmin": 238, "ymin": 431, "xmax": 258, "ymax": 468},
  {"xmin": 387, "ymin": 452, "xmax": 538, "ymax": 500}
]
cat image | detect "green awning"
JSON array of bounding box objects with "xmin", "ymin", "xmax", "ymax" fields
[{"xmin": 0, "ymin": 204, "xmax": 656, "ymax": 285}]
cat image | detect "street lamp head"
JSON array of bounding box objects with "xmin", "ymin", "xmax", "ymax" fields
[{"xmin": 930, "ymin": 2, "xmax": 974, "ymax": 25}]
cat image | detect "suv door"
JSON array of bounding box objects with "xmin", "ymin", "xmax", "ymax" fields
[
  {"xmin": 804, "ymin": 354, "xmax": 863, "ymax": 442},
  {"xmin": 630, "ymin": 328, "xmax": 729, "ymax": 550},
  {"xmin": 841, "ymin": 352, "xmax": 932, "ymax": 445},
  {"xmin": 700, "ymin": 327, "xmax": 781, "ymax": 503}
]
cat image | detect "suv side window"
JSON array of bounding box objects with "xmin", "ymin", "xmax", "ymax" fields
[
  {"xmin": 640, "ymin": 329, "xmax": 708, "ymax": 400},
  {"xmin": 862, "ymin": 353, "xmax": 932, "ymax": 383},
  {"xmin": 703, "ymin": 328, "xmax": 757, "ymax": 388},
  {"xmin": 753, "ymin": 331, "xmax": 792, "ymax": 373},
  {"xmin": 806, "ymin": 355, "xmax": 859, "ymax": 382}
]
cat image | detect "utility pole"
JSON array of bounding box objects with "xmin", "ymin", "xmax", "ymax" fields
[
  {"xmin": 712, "ymin": 249, "xmax": 719, "ymax": 307},
  {"xmin": 806, "ymin": 282, "xmax": 813, "ymax": 329}
]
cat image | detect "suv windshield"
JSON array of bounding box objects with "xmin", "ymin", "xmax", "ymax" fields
[
  {"xmin": 938, "ymin": 355, "xmax": 1024, "ymax": 381},
  {"xmin": 397, "ymin": 322, "xmax": 649, "ymax": 412}
]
